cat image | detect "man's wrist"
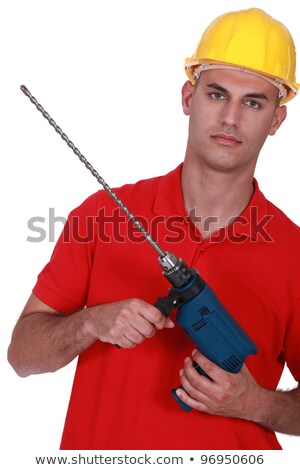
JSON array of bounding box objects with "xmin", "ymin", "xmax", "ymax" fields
[
  {"xmin": 74, "ymin": 306, "xmax": 99, "ymax": 345},
  {"xmin": 248, "ymin": 387, "xmax": 275, "ymax": 427}
]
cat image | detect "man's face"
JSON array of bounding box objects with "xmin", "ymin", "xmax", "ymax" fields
[{"xmin": 182, "ymin": 69, "xmax": 287, "ymax": 175}]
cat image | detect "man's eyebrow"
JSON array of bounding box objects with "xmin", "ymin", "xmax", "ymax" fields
[
  {"xmin": 206, "ymin": 83, "xmax": 228, "ymax": 94},
  {"xmin": 206, "ymin": 82, "xmax": 269, "ymax": 100}
]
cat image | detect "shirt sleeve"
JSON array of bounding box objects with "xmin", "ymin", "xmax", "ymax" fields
[{"xmin": 32, "ymin": 192, "xmax": 100, "ymax": 313}]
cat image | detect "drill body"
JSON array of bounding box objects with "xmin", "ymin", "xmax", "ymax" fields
[{"xmin": 155, "ymin": 252, "xmax": 258, "ymax": 411}]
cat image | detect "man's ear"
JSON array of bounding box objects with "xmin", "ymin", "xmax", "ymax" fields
[
  {"xmin": 182, "ymin": 80, "xmax": 195, "ymax": 116},
  {"xmin": 269, "ymin": 105, "xmax": 287, "ymax": 136}
]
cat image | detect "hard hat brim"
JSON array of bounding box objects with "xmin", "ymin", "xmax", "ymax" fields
[{"xmin": 184, "ymin": 59, "xmax": 299, "ymax": 105}]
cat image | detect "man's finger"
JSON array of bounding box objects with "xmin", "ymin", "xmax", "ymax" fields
[{"xmin": 191, "ymin": 349, "xmax": 231, "ymax": 383}]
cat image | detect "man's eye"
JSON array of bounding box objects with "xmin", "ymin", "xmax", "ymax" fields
[
  {"xmin": 245, "ymin": 99, "xmax": 261, "ymax": 109},
  {"xmin": 210, "ymin": 92, "xmax": 226, "ymax": 100}
]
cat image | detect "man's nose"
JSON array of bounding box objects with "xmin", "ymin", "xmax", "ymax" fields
[{"xmin": 220, "ymin": 100, "xmax": 241, "ymax": 128}]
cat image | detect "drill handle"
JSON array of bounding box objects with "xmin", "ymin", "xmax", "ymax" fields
[
  {"xmin": 154, "ymin": 274, "xmax": 205, "ymax": 318},
  {"xmin": 154, "ymin": 291, "xmax": 178, "ymax": 318},
  {"xmin": 172, "ymin": 361, "xmax": 213, "ymax": 412}
]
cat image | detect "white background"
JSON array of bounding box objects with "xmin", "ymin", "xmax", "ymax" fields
[{"xmin": 1, "ymin": 0, "xmax": 300, "ymax": 467}]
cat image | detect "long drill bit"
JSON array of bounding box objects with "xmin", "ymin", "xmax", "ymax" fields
[{"xmin": 20, "ymin": 85, "xmax": 166, "ymax": 259}]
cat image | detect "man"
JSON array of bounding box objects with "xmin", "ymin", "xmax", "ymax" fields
[{"xmin": 8, "ymin": 8, "xmax": 300, "ymax": 449}]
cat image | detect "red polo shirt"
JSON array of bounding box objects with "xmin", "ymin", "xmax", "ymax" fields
[{"xmin": 33, "ymin": 164, "xmax": 300, "ymax": 450}]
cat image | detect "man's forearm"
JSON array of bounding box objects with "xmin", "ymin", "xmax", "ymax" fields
[
  {"xmin": 8, "ymin": 296, "xmax": 173, "ymax": 377},
  {"xmin": 7, "ymin": 308, "xmax": 95, "ymax": 377},
  {"xmin": 253, "ymin": 385, "xmax": 300, "ymax": 436}
]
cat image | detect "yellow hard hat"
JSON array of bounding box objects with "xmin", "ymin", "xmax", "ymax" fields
[{"xmin": 185, "ymin": 8, "xmax": 299, "ymax": 104}]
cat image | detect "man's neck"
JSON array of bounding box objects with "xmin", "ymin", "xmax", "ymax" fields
[{"xmin": 181, "ymin": 161, "xmax": 254, "ymax": 239}]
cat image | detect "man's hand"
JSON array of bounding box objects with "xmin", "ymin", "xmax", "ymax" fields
[
  {"xmin": 176, "ymin": 349, "xmax": 300, "ymax": 436},
  {"xmin": 85, "ymin": 298, "xmax": 175, "ymax": 349},
  {"xmin": 176, "ymin": 349, "xmax": 264, "ymax": 420},
  {"xmin": 8, "ymin": 294, "xmax": 175, "ymax": 377}
]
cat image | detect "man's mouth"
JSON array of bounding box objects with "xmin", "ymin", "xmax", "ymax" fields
[{"xmin": 211, "ymin": 133, "xmax": 242, "ymax": 146}]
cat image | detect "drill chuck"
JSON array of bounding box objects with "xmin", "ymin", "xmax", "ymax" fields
[{"xmin": 158, "ymin": 252, "xmax": 199, "ymax": 288}]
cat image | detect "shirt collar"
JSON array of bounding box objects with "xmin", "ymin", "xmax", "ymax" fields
[
  {"xmin": 226, "ymin": 179, "xmax": 271, "ymax": 243},
  {"xmin": 153, "ymin": 164, "xmax": 271, "ymax": 243},
  {"xmin": 152, "ymin": 163, "xmax": 186, "ymax": 218}
]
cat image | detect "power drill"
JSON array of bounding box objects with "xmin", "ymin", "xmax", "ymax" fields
[
  {"xmin": 20, "ymin": 85, "xmax": 258, "ymax": 412},
  {"xmin": 154, "ymin": 251, "xmax": 257, "ymax": 411}
]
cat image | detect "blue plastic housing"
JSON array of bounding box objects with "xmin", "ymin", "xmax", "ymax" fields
[{"xmin": 172, "ymin": 280, "xmax": 258, "ymax": 411}]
